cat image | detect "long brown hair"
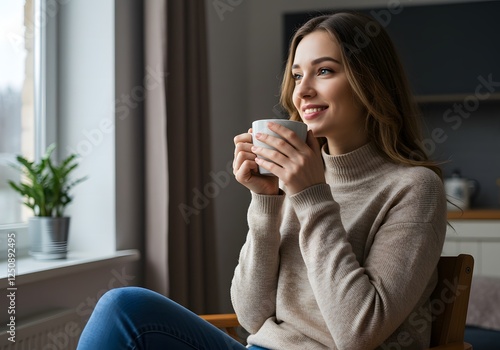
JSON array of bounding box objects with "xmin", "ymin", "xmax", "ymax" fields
[{"xmin": 280, "ymin": 12, "xmax": 442, "ymax": 179}]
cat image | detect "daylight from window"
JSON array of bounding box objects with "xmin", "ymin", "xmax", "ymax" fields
[{"xmin": 0, "ymin": 0, "xmax": 34, "ymax": 225}]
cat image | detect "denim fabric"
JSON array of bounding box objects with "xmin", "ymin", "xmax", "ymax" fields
[
  {"xmin": 77, "ymin": 286, "xmax": 247, "ymax": 350},
  {"xmin": 464, "ymin": 325, "xmax": 500, "ymax": 350}
]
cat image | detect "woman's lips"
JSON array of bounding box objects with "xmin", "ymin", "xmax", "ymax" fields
[{"xmin": 302, "ymin": 106, "xmax": 327, "ymax": 120}]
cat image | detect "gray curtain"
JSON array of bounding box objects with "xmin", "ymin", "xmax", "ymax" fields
[{"xmin": 144, "ymin": 0, "xmax": 219, "ymax": 314}]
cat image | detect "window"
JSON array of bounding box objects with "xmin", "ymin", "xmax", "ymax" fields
[
  {"xmin": 0, "ymin": 0, "xmax": 35, "ymax": 227},
  {"xmin": 2, "ymin": 0, "xmax": 118, "ymax": 259}
]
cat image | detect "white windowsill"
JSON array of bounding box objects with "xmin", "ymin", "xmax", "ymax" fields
[{"xmin": 0, "ymin": 249, "xmax": 141, "ymax": 288}]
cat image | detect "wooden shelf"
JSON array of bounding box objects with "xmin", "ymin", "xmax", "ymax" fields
[{"xmin": 447, "ymin": 210, "xmax": 500, "ymax": 220}]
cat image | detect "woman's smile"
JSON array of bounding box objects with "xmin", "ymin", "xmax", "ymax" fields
[{"xmin": 302, "ymin": 105, "xmax": 328, "ymax": 120}]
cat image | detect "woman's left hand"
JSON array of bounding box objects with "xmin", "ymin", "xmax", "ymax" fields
[{"xmin": 251, "ymin": 122, "xmax": 326, "ymax": 195}]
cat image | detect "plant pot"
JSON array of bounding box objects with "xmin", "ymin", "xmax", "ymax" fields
[{"xmin": 28, "ymin": 217, "xmax": 70, "ymax": 260}]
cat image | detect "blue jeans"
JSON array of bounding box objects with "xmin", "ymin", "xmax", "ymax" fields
[{"xmin": 77, "ymin": 287, "xmax": 266, "ymax": 350}]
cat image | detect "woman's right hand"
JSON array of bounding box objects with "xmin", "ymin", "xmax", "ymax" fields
[{"xmin": 233, "ymin": 128, "xmax": 279, "ymax": 195}]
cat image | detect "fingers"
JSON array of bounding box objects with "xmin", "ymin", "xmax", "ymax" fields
[
  {"xmin": 253, "ymin": 131, "xmax": 296, "ymax": 159},
  {"xmin": 234, "ymin": 159, "xmax": 259, "ymax": 183},
  {"xmin": 250, "ymin": 121, "xmax": 306, "ymax": 173},
  {"xmin": 234, "ymin": 139, "xmax": 253, "ymax": 157},
  {"xmin": 232, "ymin": 128, "xmax": 281, "ymax": 195},
  {"xmin": 252, "ymin": 130, "xmax": 320, "ymax": 171},
  {"xmin": 233, "ymin": 130, "xmax": 255, "ymax": 175},
  {"xmin": 266, "ymin": 122, "xmax": 306, "ymax": 150},
  {"xmin": 254, "ymin": 156, "xmax": 281, "ymax": 176},
  {"xmin": 234, "ymin": 147, "xmax": 256, "ymax": 172},
  {"xmin": 250, "ymin": 123, "xmax": 326, "ymax": 195},
  {"xmin": 233, "ymin": 131, "xmax": 252, "ymax": 147},
  {"xmin": 251, "ymin": 144, "xmax": 286, "ymax": 169},
  {"xmin": 233, "ymin": 131, "xmax": 253, "ymax": 164}
]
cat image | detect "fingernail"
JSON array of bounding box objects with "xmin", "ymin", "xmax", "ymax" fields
[
  {"xmin": 255, "ymin": 133, "xmax": 262, "ymax": 138},
  {"xmin": 251, "ymin": 146, "xmax": 257, "ymax": 152}
]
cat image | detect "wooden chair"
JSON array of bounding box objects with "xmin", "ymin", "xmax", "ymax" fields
[
  {"xmin": 428, "ymin": 254, "xmax": 474, "ymax": 349},
  {"xmin": 200, "ymin": 254, "xmax": 474, "ymax": 349}
]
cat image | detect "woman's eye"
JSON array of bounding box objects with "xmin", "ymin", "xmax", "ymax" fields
[
  {"xmin": 319, "ymin": 68, "xmax": 333, "ymax": 75},
  {"xmin": 292, "ymin": 73, "xmax": 302, "ymax": 80}
]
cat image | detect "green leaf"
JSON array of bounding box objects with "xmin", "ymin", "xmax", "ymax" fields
[{"xmin": 6, "ymin": 144, "xmax": 87, "ymax": 217}]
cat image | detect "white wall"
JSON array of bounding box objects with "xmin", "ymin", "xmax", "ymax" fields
[
  {"xmin": 206, "ymin": 0, "xmax": 474, "ymax": 312},
  {"xmin": 58, "ymin": 0, "xmax": 116, "ymax": 253}
]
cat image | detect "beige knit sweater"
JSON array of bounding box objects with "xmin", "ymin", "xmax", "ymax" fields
[{"xmin": 230, "ymin": 143, "xmax": 447, "ymax": 350}]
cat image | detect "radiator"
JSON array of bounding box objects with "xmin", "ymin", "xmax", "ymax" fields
[{"xmin": 0, "ymin": 309, "xmax": 83, "ymax": 350}]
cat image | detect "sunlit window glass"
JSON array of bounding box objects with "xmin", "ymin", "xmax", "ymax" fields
[{"xmin": 0, "ymin": 0, "xmax": 35, "ymax": 225}]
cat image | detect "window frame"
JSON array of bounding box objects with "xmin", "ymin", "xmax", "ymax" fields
[{"xmin": 34, "ymin": 0, "xmax": 58, "ymax": 159}]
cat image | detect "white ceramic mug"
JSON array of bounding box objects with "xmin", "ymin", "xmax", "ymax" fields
[{"xmin": 251, "ymin": 119, "xmax": 308, "ymax": 176}]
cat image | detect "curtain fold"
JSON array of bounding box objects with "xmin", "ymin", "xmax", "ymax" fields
[
  {"xmin": 144, "ymin": 0, "xmax": 219, "ymax": 314},
  {"xmin": 144, "ymin": 0, "xmax": 169, "ymax": 295}
]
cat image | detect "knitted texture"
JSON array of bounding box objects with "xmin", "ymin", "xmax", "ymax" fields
[{"xmin": 230, "ymin": 143, "xmax": 447, "ymax": 350}]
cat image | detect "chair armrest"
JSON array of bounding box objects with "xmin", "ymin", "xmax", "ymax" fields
[
  {"xmin": 200, "ymin": 315, "xmax": 474, "ymax": 350},
  {"xmin": 199, "ymin": 313, "xmax": 242, "ymax": 343},
  {"xmin": 199, "ymin": 313, "xmax": 240, "ymax": 328},
  {"xmin": 428, "ymin": 341, "xmax": 473, "ymax": 350}
]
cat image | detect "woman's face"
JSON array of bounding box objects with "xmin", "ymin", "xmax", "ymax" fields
[{"xmin": 291, "ymin": 30, "xmax": 368, "ymax": 154}]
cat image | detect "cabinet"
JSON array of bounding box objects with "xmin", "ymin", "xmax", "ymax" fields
[{"xmin": 443, "ymin": 220, "xmax": 500, "ymax": 277}]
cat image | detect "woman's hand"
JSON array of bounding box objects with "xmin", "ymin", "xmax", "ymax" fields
[
  {"xmin": 251, "ymin": 122, "xmax": 325, "ymax": 195},
  {"xmin": 233, "ymin": 128, "xmax": 279, "ymax": 195}
]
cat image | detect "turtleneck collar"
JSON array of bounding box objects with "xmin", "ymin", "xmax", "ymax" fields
[{"xmin": 322, "ymin": 142, "xmax": 393, "ymax": 184}]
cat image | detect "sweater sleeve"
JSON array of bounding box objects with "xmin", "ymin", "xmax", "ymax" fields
[
  {"xmin": 230, "ymin": 191, "xmax": 285, "ymax": 334},
  {"xmin": 290, "ymin": 174, "xmax": 447, "ymax": 349}
]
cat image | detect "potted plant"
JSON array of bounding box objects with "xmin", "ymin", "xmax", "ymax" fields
[{"xmin": 8, "ymin": 144, "xmax": 87, "ymax": 259}]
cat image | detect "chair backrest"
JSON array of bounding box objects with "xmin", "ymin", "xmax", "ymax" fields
[{"xmin": 429, "ymin": 254, "xmax": 474, "ymax": 347}]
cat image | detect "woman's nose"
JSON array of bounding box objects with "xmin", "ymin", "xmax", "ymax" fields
[{"xmin": 295, "ymin": 77, "xmax": 316, "ymax": 99}]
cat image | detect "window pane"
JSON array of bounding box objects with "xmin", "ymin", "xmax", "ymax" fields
[{"xmin": 0, "ymin": 0, "xmax": 34, "ymax": 225}]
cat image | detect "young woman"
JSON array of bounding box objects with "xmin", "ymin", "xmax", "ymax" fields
[
  {"xmin": 77, "ymin": 11, "xmax": 446, "ymax": 350},
  {"xmin": 230, "ymin": 11, "xmax": 446, "ymax": 350}
]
